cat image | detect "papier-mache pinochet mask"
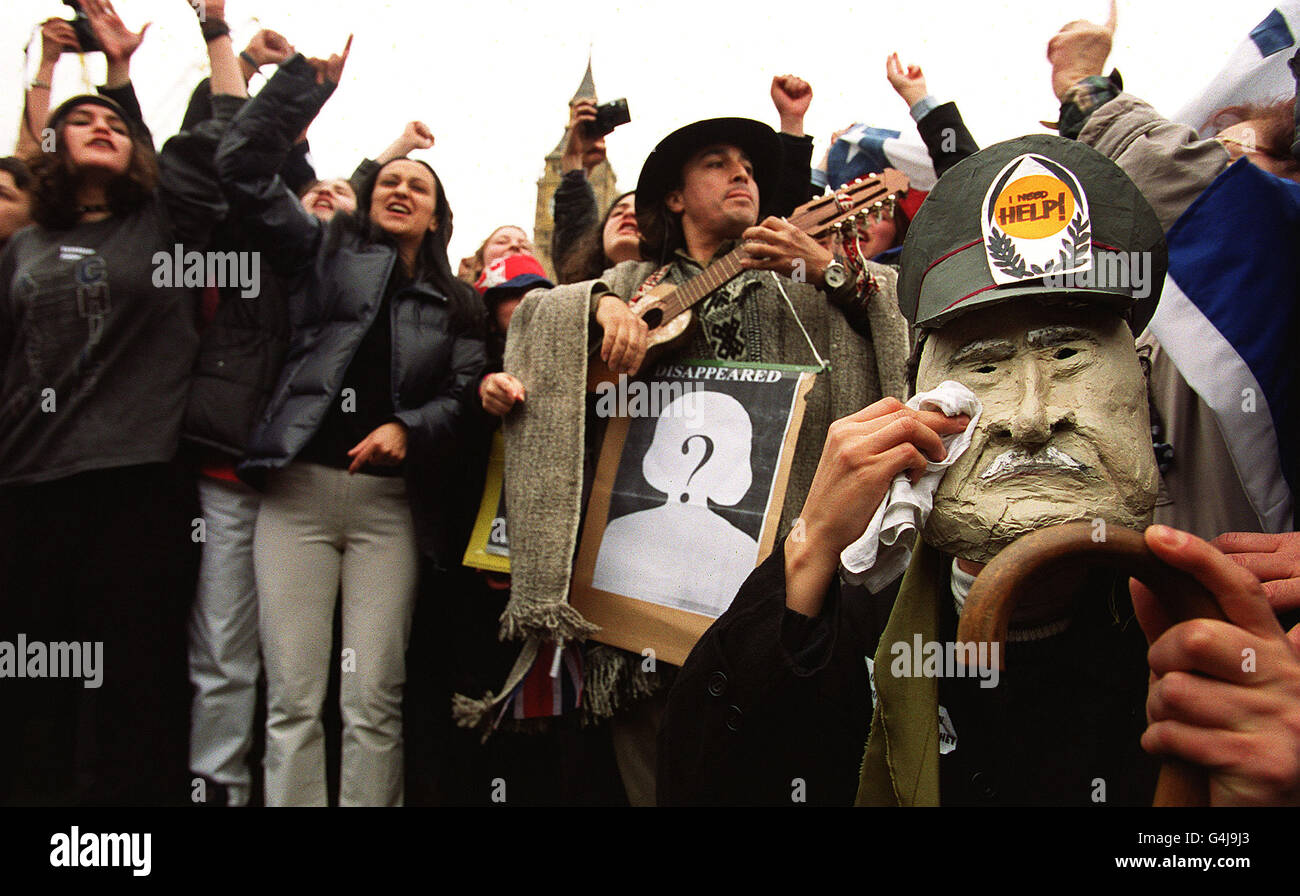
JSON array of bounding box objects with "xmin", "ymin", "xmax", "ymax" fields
[
  {"xmin": 981, "ymin": 153, "xmax": 1092, "ymax": 285},
  {"xmin": 916, "ymin": 298, "xmax": 1159, "ymax": 563},
  {"xmin": 896, "ymin": 134, "xmax": 1170, "ymax": 562}
]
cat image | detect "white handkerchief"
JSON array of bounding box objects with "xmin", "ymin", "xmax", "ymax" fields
[{"xmin": 839, "ymin": 381, "xmax": 982, "ymax": 591}]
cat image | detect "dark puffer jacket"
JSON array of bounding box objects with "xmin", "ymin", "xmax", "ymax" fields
[{"xmin": 215, "ymin": 55, "xmax": 486, "ymax": 566}]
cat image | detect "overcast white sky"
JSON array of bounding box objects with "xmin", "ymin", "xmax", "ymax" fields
[{"xmin": 0, "ymin": 1, "xmax": 1278, "ymax": 262}]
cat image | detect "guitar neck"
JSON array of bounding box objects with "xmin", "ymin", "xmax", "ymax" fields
[
  {"xmin": 654, "ymin": 247, "xmax": 747, "ymax": 320},
  {"xmin": 643, "ymin": 170, "xmax": 907, "ymax": 326}
]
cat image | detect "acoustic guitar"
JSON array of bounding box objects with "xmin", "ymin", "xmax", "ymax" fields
[{"xmin": 589, "ymin": 169, "xmax": 911, "ymax": 388}]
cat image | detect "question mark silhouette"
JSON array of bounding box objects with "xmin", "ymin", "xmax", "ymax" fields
[{"xmin": 681, "ymin": 434, "xmax": 714, "ymax": 502}]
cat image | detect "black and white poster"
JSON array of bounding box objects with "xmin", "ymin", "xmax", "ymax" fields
[{"xmin": 572, "ymin": 361, "xmax": 816, "ymax": 665}]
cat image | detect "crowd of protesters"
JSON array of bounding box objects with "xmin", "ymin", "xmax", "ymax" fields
[{"xmin": 1, "ymin": 0, "xmax": 1299, "ymax": 808}]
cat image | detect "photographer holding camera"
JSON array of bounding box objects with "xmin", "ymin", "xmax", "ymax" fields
[
  {"xmin": 551, "ymin": 96, "xmax": 633, "ymax": 283},
  {"xmin": 16, "ymin": 1, "xmax": 151, "ymax": 158}
]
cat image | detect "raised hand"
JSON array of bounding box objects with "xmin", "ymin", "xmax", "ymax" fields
[
  {"xmin": 1047, "ymin": 0, "xmax": 1118, "ymax": 99},
  {"xmin": 39, "ymin": 18, "xmax": 80, "ymax": 63},
  {"xmin": 375, "ymin": 121, "xmax": 434, "ymax": 165},
  {"xmin": 401, "ymin": 121, "xmax": 435, "ymax": 152},
  {"xmin": 771, "ymin": 74, "xmax": 812, "ymax": 135},
  {"xmin": 885, "ymin": 53, "xmax": 928, "ymax": 108},
  {"xmin": 1132, "ymin": 525, "xmax": 1300, "ymax": 805},
  {"xmin": 195, "ymin": 0, "xmax": 227, "ymax": 23},
  {"xmin": 244, "ymin": 28, "xmax": 295, "ymax": 67},
  {"xmin": 563, "ymin": 99, "xmax": 606, "ymax": 173},
  {"xmin": 81, "ymin": 0, "xmax": 151, "ymax": 64},
  {"xmin": 307, "ymin": 34, "xmax": 353, "ymax": 86}
]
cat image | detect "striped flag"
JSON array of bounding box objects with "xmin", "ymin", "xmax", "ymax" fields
[
  {"xmin": 1174, "ymin": 4, "xmax": 1300, "ymax": 136},
  {"xmin": 1148, "ymin": 158, "xmax": 1299, "ymax": 532},
  {"xmin": 496, "ymin": 639, "xmax": 584, "ymax": 723}
]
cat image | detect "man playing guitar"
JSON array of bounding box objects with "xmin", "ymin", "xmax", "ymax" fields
[{"xmin": 478, "ymin": 115, "xmax": 912, "ymax": 805}]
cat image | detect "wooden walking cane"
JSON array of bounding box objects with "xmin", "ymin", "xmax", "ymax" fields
[{"xmin": 956, "ymin": 522, "xmax": 1225, "ymax": 807}]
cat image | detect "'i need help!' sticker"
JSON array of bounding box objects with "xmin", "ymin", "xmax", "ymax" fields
[{"xmin": 981, "ymin": 154, "xmax": 1092, "ymax": 285}]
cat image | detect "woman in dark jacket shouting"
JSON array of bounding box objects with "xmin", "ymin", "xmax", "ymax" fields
[{"xmin": 216, "ymin": 42, "xmax": 485, "ymax": 807}]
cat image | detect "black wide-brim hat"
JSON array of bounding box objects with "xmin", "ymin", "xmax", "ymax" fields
[
  {"xmin": 899, "ymin": 134, "xmax": 1167, "ymax": 334},
  {"xmin": 635, "ymin": 117, "xmax": 783, "ymax": 219}
]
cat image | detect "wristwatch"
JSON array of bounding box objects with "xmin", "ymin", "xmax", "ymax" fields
[
  {"xmin": 822, "ymin": 260, "xmax": 849, "ymax": 291},
  {"xmin": 820, "ymin": 259, "xmax": 857, "ymax": 306}
]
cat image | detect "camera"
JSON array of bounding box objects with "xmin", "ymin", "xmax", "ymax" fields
[
  {"xmin": 582, "ymin": 98, "xmax": 631, "ymax": 139},
  {"xmin": 62, "ymin": 0, "xmax": 101, "ymax": 54}
]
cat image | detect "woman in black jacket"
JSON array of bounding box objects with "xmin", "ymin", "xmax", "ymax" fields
[{"xmin": 216, "ymin": 45, "xmax": 485, "ymax": 807}]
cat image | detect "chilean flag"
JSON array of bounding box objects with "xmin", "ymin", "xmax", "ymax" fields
[
  {"xmin": 826, "ymin": 125, "xmax": 939, "ymax": 192},
  {"xmin": 1149, "ymin": 158, "xmax": 1299, "ymax": 532}
]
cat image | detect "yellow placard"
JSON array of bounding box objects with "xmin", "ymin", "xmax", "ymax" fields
[{"xmin": 461, "ymin": 430, "xmax": 511, "ymax": 574}]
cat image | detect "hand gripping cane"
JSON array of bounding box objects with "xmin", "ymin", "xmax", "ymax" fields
[{"xmin": 955, "ymin": 522, "xmax": 1224, "ymax": 806}]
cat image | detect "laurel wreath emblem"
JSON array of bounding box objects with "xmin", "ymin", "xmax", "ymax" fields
[{"xmin": 986, "ymin": 212, "xmax": 1091, "ymax": 278}]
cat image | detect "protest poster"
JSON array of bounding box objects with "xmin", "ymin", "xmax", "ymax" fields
[{"xmin": 572, "ymin": 361, "xmax": 816, "ymax": 665}]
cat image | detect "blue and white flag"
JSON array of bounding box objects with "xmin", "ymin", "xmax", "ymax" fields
[
  {"xmin": 826, "ymin": 124, "xmax": 938, "ymax": 191},
  {"xmin": 1174, "ymin": 4, "xmax": 1300, "ymax": 135},
  {"xmin": 1149, "ymin": 159, "xmax": 1299, "ymax": 532}
]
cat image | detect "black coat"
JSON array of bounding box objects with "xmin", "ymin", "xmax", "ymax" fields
[
  {"xmin": 216, "ymin": 55, "xmax": 486, "ymax": 567},
  {"xmin": 181, "ymin": 78, "xmax": 306, "ymax": 460},
  {"xmin": 657, "ymin": 543, "xmax": 892, "ymax": 806},
  {"xmin": 658, "ymin": 539, "xmax": 1158, "ymax": 806},
  {"xmin": 916, "ymin": 101, "xmax": 979, "ymax": 180}
]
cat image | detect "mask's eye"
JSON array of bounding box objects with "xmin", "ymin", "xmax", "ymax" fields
[{"xmin": 1054, "ymin": 347, "xmax": 1079, "ymax": 360}]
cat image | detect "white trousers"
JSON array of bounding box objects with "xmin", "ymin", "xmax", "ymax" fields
[
  {"xmin": 254, "ymin": 463, "xmax": 419, "ymax": 807},
  {"xmin": 189, "ymin": 476, "xmax": 263, "ymax": 806}
]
